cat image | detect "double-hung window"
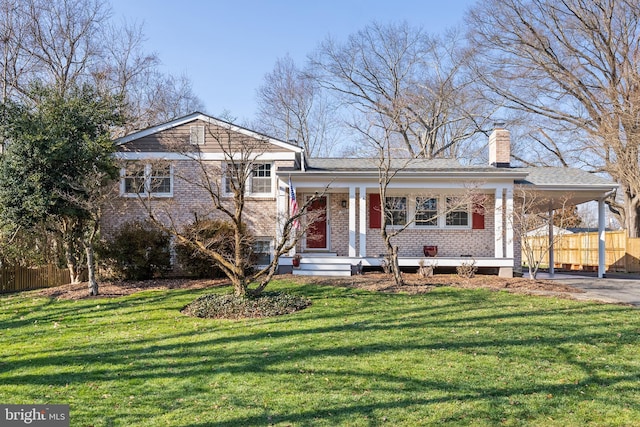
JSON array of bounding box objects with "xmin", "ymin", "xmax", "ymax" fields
[
  {"xmin": 122, "ymin": 162, "xmax": 173, "ymax": 197},
  {"xmin": 445, "ymin": 196, "xmax": 469, "ymax": 227},
  {"xmin": 415, "ymin": 197, "xmax": 438, "ymax": 227},
  {"xmin": 252, "ymin": 238, "xmax": 273, "ymax": 266},
  {"xmin": 385, "ymin": 196, "xmax": 407, "ymax": 226},
  {"xmin": 224, "ymin": 163, "xmax": 242, "ymax": 194},
  {"xmin": 251, "ymin": 163, "xmax": 272, "ymax": 194},
  {"xmin": 123, "ymin": 163, "xmax": 146, "ymax": 194},
  {"xmin": 224, "ymin": 162, "xmax": 272, "ymax": 196}
]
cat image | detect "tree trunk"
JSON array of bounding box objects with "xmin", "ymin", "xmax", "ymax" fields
[
  {"xmin": 63, "ymin": 237, "xmax": 81, "ymax": 284},
  {"xmin": 390, "ymin": 245, "xmax": 404, "ymax": 286},
  {"xmin": 625, "ymin": 194, "xmax": 640, "ymax": 238},
  {"xmin": 85, "ymin": 242, "xmax": 98, "ymax": 296}
]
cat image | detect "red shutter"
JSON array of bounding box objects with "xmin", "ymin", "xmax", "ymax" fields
[
  {"xmin": 472, "ymin": 203, "xmax": 485, "ymax": 230},
  {"xmin": 369, "ymin": 194, "xmax": 381, "ymax": 229}
]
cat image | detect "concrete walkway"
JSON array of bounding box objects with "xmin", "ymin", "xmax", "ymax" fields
[{"xmin": 526, "ymin": 272, "xmax": 640, "ymax": 307}]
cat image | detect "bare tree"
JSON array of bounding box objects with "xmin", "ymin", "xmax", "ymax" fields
[
  {"xmin": 356, "ymin": 112, "xmax": 485, "ymax": 286},
  {"xmin": 467, "ymin": 0, "xmax": 640, "ymax": 237},
  {"xmin": 309, "ymin": 22, "xmax": 489, "ymax": 160},
  {"xmin": 23, "ymin": 0, "xmax": 108, "ymax": 96},
  {"xmin": 0, "ymin": 0, "xmax": 33, "ymax": 102},
  {"xmin": 135, "ymin": 123, "xmax": 322, "ymax": 297},
  {"xmin": 0, "ymin": 0, "xmax": 203, "ymax": 127},
  {"xmin": 255, "ymin": 55, "xmax": 340, "ymax": 157}
]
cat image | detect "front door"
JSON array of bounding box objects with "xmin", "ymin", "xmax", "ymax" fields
[{"xmin": 306, "ymin": 196, "xmax": 327, "ymax": 249}]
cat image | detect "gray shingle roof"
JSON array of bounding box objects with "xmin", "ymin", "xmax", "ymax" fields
[
  {"xmin": 287, "ymin": 158, "xmax": 616, "ymax": 189},
  {"xmin": 304, "ymin": 158, "xmax": 517, "ymax": 173},
  {"xmin": 306, "ymin": 158, "xmax": 462, "ymax": 170},
  {"xmin": 516, "ymin": 167, "xmax": 614, "ymax": 187}
]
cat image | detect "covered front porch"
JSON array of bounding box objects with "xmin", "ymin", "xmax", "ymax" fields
[
  {"xmin": 275, "ymin": 167, "xmax": 521, "ymax": 277},
  {"xmin": 279, "ymin": 253, "xmax": 515, "ymax": 277}
]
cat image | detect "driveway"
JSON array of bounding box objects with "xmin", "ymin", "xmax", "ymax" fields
[{"xmin": 530, "ymin": 272, "xmax": 640, "ymax": 307}]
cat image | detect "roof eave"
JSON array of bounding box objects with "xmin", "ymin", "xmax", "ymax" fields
[{"xmin": 116, "ymin": 112, "xmax": 303, "ymax": 153}]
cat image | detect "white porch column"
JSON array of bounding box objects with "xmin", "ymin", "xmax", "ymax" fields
[
  {"xmin": 276, "ymin": 178, "xmax": 293, "ymax": 256},
  {"xmin": 548, "ymin": 206, "xmax": 555, "ymax": 277},
  {"xmin": 505, "ymin": 186, "xmax": 514, "ymax": 258},
  {"xmin": 349, "ymin": 186, "xmax": 357, "ymax": 257},
  {"xmin": 495, "ymin": 187, "xmax": 504, "ymax": 258},
  {"xmin": 598, "ymin": 198, "xmax": 606, "ymax": 278},
  {"xmin": 359, "ymin": 186, "xmax": 367, "ymax": 257}
]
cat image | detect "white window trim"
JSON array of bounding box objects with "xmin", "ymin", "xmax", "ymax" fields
[
  {"xmin": 222, "ymin": 162, "xmax": 275, "ymax": 198},
  {"xmin": 383, "ymin": 194, "xmax": 472, "ymax": 229},
  {"xmin": 443, "ymin": 196, "xmax": 471, "ymax": 229},
  {"xmin": 120, "ymin": 163, "xmax": 174, "ymax": 198}
]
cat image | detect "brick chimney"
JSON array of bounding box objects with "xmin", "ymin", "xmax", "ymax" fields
[{"xmin": 489, "ymin": 123, "xmax": 510, "ymax": 167}]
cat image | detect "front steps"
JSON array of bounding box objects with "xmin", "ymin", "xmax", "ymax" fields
[{"xmin": 292, "ymin": 255, "xmax": 353, "ymax": 277}]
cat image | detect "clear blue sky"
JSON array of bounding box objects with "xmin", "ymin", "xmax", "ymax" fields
[{"xmin": 109, "ymin": 0, "xmax": 477, "ymax": 123}]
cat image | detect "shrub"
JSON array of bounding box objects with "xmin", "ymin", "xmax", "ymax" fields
[
  {"xmin": 456, "ymin": 260, "xmax": 478, "ymax": 279},
  {"xmin": 98, "ymin": 221, "xmax": 171, "ymax": 280},
  {"xmin": 174, "ymin": 219, "xmax": 254, "ymax": 278},
  {"xmin": 182, "ymin": 292, "xmax": 312, "ymax": 319}
]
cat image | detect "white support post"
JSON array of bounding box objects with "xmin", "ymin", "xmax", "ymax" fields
[
  {"xmin": 494, "ymin": 187, "xmax": 504, "ymax": 258},
  {"xmin": 349, "ymin": 186, "xmax": 357, "ymax": 257},
  {"xmin": 548, "ymin": 206, "xmax": 555, "ymax": 277},
  {"xmin": 505, "ymin": 187, "xmax": 514, "ymax": 258},
  {"xmin": 276, "ymin": 178, "xmax": 293, "ymax": 256},
  {"xmin": 598, "ymin": 198, "xmax": 606, "ymax": 278},
  {"xmin": 359, "ymin": 186, "xmax": 367, "ymax": 258}
]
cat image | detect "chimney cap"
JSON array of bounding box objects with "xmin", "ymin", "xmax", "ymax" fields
[{"xmin": 493, "ymin": 121, "xmax": 506, "ymax": 129}]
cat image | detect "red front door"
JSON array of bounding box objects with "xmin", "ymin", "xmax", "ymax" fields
[{"xmin": 306, "ymin": 196, "xmax": 327, "ymax": 249}]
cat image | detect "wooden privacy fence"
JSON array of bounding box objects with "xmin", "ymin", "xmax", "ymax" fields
[
  {"xmin": 524, "ymin": 230, "xmax": 640, "ymax": 273},
  {"xmin": 0, "ymin": 264, "xmax": 72, "ymax": 294}
]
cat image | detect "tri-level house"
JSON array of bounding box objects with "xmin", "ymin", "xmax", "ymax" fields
[{"xmin": 103, "ymin": 112, "xmax": 617, "ymax": 278}]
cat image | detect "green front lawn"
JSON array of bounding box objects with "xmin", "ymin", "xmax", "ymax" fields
[{"xmin": 1, "ymin": 280, "xmax": 638, "ymax": 426}]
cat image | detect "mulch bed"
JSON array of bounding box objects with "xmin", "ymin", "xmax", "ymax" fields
[
  {"xmin": 36, "ymin": 273, "xmax": 582, "ymax": 301},
  {"xmin": 37, "ymin": 278, "xmax": 230, "ymax": 300},
  {"xmin": 286, "ymin": 272, "xmax": 583, "ymax": 296}
]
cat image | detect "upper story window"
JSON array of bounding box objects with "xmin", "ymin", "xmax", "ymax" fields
[
  {"xmin": 251, "ymin": 163, "xmax": 272, "ymax": 193},
  {"xmin": 224, "ymin": 163, "xmax": 242, "ymax": 194},
  {"xmin": 190, "ymin": 125, "xmax": 205, "ymax": 145},
  {"xmin": 224, "ymin": 162, "xmax": 273, "ymax": 196},
  {"xmin": 121, "ymin": 162, "xmax": 173, "ymax": 197},
  {"xmin": 123, "ymin": 163, "xmax": 146, "ymax": 194},
  {"xmin": 415, "ymin": 197, "xmax": 438, "ymax": 227},
  {"xmin": 385, "ymin": 196, "xmax": 407, "ymax": 226}
]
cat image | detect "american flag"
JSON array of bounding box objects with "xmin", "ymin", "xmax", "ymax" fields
[{"xmin": 289, "ymin": 177, "xmax": 300, "ymax": 229}]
